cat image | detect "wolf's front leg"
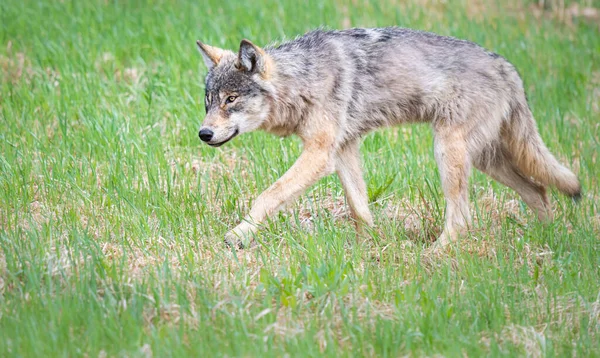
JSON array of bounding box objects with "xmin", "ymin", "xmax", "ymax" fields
[
  {"xmin": 225, "ymin": 134, "xmax": 336, "ymax": 248},
  {"xmin": 335, "ymin": 139, "xmax": 373, "ymax": 232}
]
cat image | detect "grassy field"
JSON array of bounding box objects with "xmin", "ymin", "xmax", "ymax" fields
[{"xmin": 1, "ymin": 0, "xmax": 599, "ymax": 356}]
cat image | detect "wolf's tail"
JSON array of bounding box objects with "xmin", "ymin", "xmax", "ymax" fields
[{"xmin": 504, "ymin": 103, "xmax": 581, "ymax": 199}]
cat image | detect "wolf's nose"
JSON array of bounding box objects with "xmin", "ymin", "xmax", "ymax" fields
[{"xmin": 198, "ymin": 128, "xmax": 214, "ymax": 142}]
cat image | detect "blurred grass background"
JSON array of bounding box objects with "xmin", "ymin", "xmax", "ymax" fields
[{"xmin": 0, "ymin": 0, "xmax": 599, "ymax": 356}]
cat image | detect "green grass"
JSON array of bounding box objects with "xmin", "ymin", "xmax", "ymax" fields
[{"xmin": 1, "ymin": 0, "xmax": 599, "ymax": 356}]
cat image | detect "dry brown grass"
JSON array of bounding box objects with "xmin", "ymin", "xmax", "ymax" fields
[
  {"xmin": 529, "ymin": 0, "xmax": 600, "ymax": 27},
  {"xmin": 0, "ymin": 42, "xmax": 34, "ymax": 85},
  {"xmin": 494, "ymin": 324, "xmax": 547, "ymax": 357}
]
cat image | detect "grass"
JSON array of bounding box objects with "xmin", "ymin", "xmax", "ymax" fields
[{"xmin": 1, "ymin": 0, "xmax": 599, "ymax": 356}]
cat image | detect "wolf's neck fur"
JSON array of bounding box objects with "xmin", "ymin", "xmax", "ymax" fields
[{"xmin": 259, "ymin": 47, "xmax": 325, "ymax": 139}]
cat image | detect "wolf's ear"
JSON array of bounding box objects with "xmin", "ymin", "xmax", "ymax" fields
[
  {"xmin": 237, "ymin": 39, "xmax": 268, "ymax": 74},
  {"xmin": 196, "ymin": 41, "xmax": 226, "ymax": 69}
]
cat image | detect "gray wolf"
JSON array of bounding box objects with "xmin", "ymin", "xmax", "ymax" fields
[{"xmin": 195, "ymin": 27, "xmax": 581, "ymax": 249}]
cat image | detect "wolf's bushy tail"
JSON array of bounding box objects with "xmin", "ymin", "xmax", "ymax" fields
[{"xmin": 504, "ymin": 103, "xmax": 581, "ymax": 199}]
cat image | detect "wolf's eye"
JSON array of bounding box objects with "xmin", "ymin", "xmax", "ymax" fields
[{"xmin": 225, "ymin": 95, "xmax": 238, "ymax": 104}]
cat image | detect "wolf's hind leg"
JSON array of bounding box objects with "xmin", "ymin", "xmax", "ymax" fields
[
  {"xmin": 335, "ymin": 139, "xmax": 374, "ymax": 232},
  {"xmin": 434, "ymin": 131, "xmax": 471, "ymax": 247},
  {"xmin": 474, "ymin": 148, "xmax": 552, "ymax": 221}
]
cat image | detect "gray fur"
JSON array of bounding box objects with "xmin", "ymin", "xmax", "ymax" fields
[
  {"xmin": 204, "ymin": 28, "xmax": 522, "ymax": 146},
  {"xmin": 197, "ymin": 27, "xmax": 581, "ymax": 248}
]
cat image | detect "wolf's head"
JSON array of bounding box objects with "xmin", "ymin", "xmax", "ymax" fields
[{"xmin": 196, "ymin": 40, "xmax": 274, "ymax": 147}]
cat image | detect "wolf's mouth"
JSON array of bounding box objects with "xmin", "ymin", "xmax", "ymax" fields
[{"xmin": 208, "ymin": 128, "xmax": 239, "ymax": 147}]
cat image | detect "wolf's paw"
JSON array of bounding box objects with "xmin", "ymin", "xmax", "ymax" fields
[
  {"xmin": 427, "ymin": 239, "xmax": 450, "ymax": 255},
  {"xmin": 223, "ymin": 232, "xmax": 244, "ymax": 249},
  {"xmin": 435, "ymin": 232, "xmax": 453, "ymax": 248},
  {"xmin": 425, "ymin": 230, "xmax": 456, "ymax": 255},
  {"xmin": 224, "ymin": 222, "xmax": 258, "ymax": 249}
]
